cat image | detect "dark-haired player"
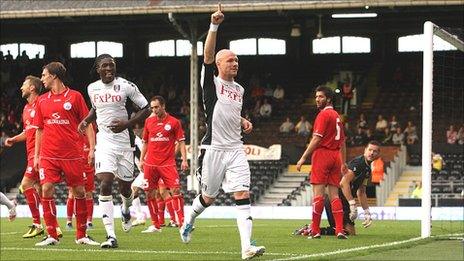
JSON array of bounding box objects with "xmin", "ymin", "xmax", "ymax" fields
[
  {"xmin": 294, "ymin": 141, "xmax": 381, "ymax": 236},
  {"xmin": 5, "ymin": 76, "xmax": 46, "ymax": 238},
  {"xmin": 296, "ymin": 85, "xmax": 347, "ymax": 239},
  {"xmin": 325, "ymin": 140, "xmax": 380, "ymax": 235},
  {"xmin": 33, "ymin": 62, "xmax": 97, "ymax": 246},
  {"xmin": 78, "ymin": 54, "xmax": 150, "ymax": 248},
  {"xmin": 139, "ymin": 95, "xmax": 188, "ymax": 233}
]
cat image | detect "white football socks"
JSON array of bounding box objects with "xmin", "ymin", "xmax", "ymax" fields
[
  {"xmin": 236, "ymin": 204, "xmax": 252, "ymax": 252},
  {"xmin": 185, "ymin": 194, "xmax": 207, "ymax": 226},
  {"xmin": 132, "ymin": 196, "xmax": 144, "ymax": 220},
  {"xmin": 120, "ymin": 193, "xmax": 133, "ymax": 214},
  {"xmin": 99, "ymin": 195, "xmax": 116, "ymax": 238}
]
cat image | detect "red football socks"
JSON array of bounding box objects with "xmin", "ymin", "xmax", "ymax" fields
[
  {"xmin": 157, "ymin": 198, "xmax": 166, "ymax": 225},
  {"xmin": 148, "ymin": 198, "xmax": 160, "ymax": 229},
  {"xmin": 331, "ymin": 197, "xmax": 344, "ymax": 235},
  {"xmin": 74, "ymin": 197, "xmax": 87, "ymax": 239},
  {"xmin": 42, "ymin": 197, "xmax": 58, "ymax": 239},
  {"xmin": 172, "ymin": 194, "xmax": 184, "ymax": 225},
  {"xmin": 311, "ymin": 195, "xmax": 324, "ymax": 235},
  {"xmin": 23, "ymin": 187, "xmax": 41, "ymax": 225}
]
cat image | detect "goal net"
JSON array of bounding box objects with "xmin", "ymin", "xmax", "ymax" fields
[{"xmin": 422, "ymin": 21, "xmax": 464, "ymax": 238}]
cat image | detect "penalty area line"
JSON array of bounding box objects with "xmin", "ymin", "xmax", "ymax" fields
[
  {"xmin": 1, "ymin": 247, "xmax": 298, "ymax": 257},
  {"xmin": 271, "ymin": 233, "xmax": 464, "ymax": 261}
]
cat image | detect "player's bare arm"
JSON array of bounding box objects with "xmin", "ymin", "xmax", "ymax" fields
[
  {"xmin": 204, "ymin": 3, "xmax": 224, "ymax": 64},
  {"xmin": 78, "ymin": 108, "xmax": 96, "ymax": 134},
  {"xmin": 4, "ymin": 131, "xmax": 26, "ymax": 147},
  {"xmin": 85, "ymin": 123, "xmax": 96, "ymax": 166},
  {"xmin": 241, "ymin": 117, "xmax": 253, "ymax": 134},
  {"xmin": 109, "ymin": 106, "xmax": 150, "ymax": 133},
  {"xmin": 33, "ymin": 128, "xmax": 43, "ymax": 171},
  {"xmin": 357, "ymin": 185, "xmax": 372, "ymax": 227},
  {"xmin": 139, "ymin": 140, "xmax": 147, "ymax": 170},
  {"xmin": 178, "ymin": 140, "xmax": 189, "ymax": 171},
  {"xmin": 340, "ymin": 169, "xmax": 358, "ymax": 221},
  {"xmin": 296, "ymin": 135, "xmax": 321, "ymax": 171},
  {"xmin": 340, "ymin": 142, "xmax": 348, "ymax": 174}
]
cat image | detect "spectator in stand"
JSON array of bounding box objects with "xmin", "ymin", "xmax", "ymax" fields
[
  {"xmin": 5, "ymin": 50, "xmax": 13, "ymax": 62},
  {"xmin": 370, "ymin": 157, "xmax": 385, "ymax": 185},
  {"xmin": 392, "ymin": 127, "xmax": 405, "ymax": 145},
  {"xmin": 295, "ymin": 116, "xmax": 312, "ymax": 137},
  {"xmin": 403, "ymin": 121, "xmax": 417, "ymax": 137},
  {"xmin": 389, "ymin": 115, "xmax": 400, "ymax": 132},
  {"xmin": 457, "ymin": 125, "xmax": 464, "ymax": 145},
  {"xmin": 356, "ymin": 113, "xmax": 368, "ymax": 132},
  {"xmin": 408, "ymin": 181, "xmax": 417, "ymax": 196},
  {"xmin": 375, "ymin": 115, "xmax": 388, "ymax": 133},
  {"xmin": 273, "ymin": 84, "xmax": 285, "ymax": 101},
  {"xmin": 411, "ymin": 181, "xmax": 422, "ymax": 199},
  {"xmin": 432, "ymin": 153, "xmax": 444, "ymax": 171},
  {"xmin": 279, "ymin": 117, "xmax": 294, "ymax": 134},
  {"xmin": 263, "ymin": 85, "xmax": 273, "ymax": 98},
  {"xmin": 365, "ymin": 129, "xmax": 374, "ymax": 142},
  {"xmin": 259, "ymin": 98, "xmax": 272, "ymax": 119},
  {"xmin": 446, "ymin": 124, "xmax": 458, "ymax": 144},
  {"xmin": 250, "ymin": 80, "xmax": 265, "ymax": 101},
  {"xmin": 406, "ymin": 130, "xmax": 419, "ymax": 145},
  {"xmin": 0, "ymin": 131, "xmax": 8, "ymax": 151},
  {"xmin": 341, "ymin": 78, "xmax": 353, "ymax": 115},
  {"xmin": 352, "ymin": 128, "xmax": 367, "ymax": 146},
  {"xmin": 382, "ymin": 128, "xmax": 393, "ymax": 145},
  {"xmin": 252, "ymin": 99, "xmax": 262, "ymax": 120}
]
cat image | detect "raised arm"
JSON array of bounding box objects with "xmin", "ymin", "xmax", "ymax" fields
[{"xmin": 204, "ymin": 3, "xmax": 224, "ymax": 64}]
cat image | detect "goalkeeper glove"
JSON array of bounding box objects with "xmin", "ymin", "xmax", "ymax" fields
[
  {"xmin": 362, "ymin": 208, "xmax": 372, "ymax": 228},
  {"xmin": 348, "ymin": 200, "xmax": 357, "ymax": 221}
]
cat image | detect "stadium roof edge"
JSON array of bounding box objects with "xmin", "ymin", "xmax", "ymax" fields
[{"xmin": 1, "ymin": 0, "xmax": 463, "ymax": 19}]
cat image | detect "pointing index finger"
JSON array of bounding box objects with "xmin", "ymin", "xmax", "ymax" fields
[{"xmin": 218, "ymin": 3, "xmax": 222, "ymax": 12}]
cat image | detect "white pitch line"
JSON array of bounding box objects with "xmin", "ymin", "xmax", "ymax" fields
[
  {"xmin": 270, "ymin": 233, "xmax": 464, "ymax": 261},
  {"xmin": 1, "ymin": 247, "xmax": 297, "ymax": 257},
  {"xmin": 0, "ymin": 232, "xmax": 18, "ymax": 235}
]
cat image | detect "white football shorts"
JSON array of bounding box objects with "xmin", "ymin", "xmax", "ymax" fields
[
  {"xmin": 95, "ymin": 148, "xmax": 135, "ymax": 182},
  {"xmin": 198, "ymin": 148, "xmax": 251, "ymax": 198}
]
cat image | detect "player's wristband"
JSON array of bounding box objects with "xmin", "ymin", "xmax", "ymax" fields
[
  {"xmin": 349, "ymin": 199, "xmax": 356, "ymax": 206},
  {"xmin": 209, "ymin": 23, "xmax": 219, "ymax": 32}
]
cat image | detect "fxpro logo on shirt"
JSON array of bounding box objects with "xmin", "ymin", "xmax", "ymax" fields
[
  {"xmin": 150, "ymin": 132, "xmax": 169, "ymax": 142},
  {"xmin": 46, "ymin": 112, "xmax": 70, "ymax": 125}
]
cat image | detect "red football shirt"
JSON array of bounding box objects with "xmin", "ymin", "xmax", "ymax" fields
[
  {"xmin": 312, "ymin": 106, "xmax": 345, "ymax": 150},
  {"xmin": 22, "ymin": 99, "xmax": 38, "ymax": 160},
  {"xmin": 33, "ymin": 88, "xmax": 89, "ymax": 159},
  {"xmin": 142, "ymin": 113, "xmax": 185, "ymax": 166}
]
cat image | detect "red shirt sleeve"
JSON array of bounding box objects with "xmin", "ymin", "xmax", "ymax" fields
[
  {"xmin": 75, "ymin": 92, "xmax": 89, "ymax": 122},
  {"xmin": 33, "ymin": 98, "xmax": 44, "ymax": 129},
  {"xmin": 174, "ymin": 119, "xmax": 185, "ymax": 141},
  {"xmin": 313, "ymin": 111, "xmax": 328, "ymax": 137}
]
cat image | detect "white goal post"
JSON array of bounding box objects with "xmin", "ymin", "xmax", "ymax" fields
[{"xmin": 422, "ymin": 21, "xmax": 464, "ymax": 238}]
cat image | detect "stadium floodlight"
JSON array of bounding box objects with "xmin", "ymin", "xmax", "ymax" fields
[
  {"xmin": 421, "ymin": 21, "xmax": 464, "ymax": 239},
  {"xmin": 331, "ymin": 13, "xmax": 377, "ymax": 19}
]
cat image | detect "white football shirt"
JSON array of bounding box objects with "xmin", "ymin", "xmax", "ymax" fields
[
  {"xmin": 200, "ymin": 63, "xmax": 244, "ymax": 150},
  {"xmin": 88, "ymin": 77, "xmax": 148, "ymax": 150}
]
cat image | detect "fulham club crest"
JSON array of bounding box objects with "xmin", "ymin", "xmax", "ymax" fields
[
  {"xmin": 63, "ymin": 102, "xmax": 72, "ymax": 110},
  {"xmin": 164, "ymin": 124, "xmax": 171, "ymax": 131},
  {"xmin": 114, "ymin": 84, "xmax": 120, "ymax": 92}
]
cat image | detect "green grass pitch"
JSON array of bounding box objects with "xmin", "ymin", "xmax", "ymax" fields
[{"xmin": 1, "ymin": 218, "xmax": 462, "ymax": 260}]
